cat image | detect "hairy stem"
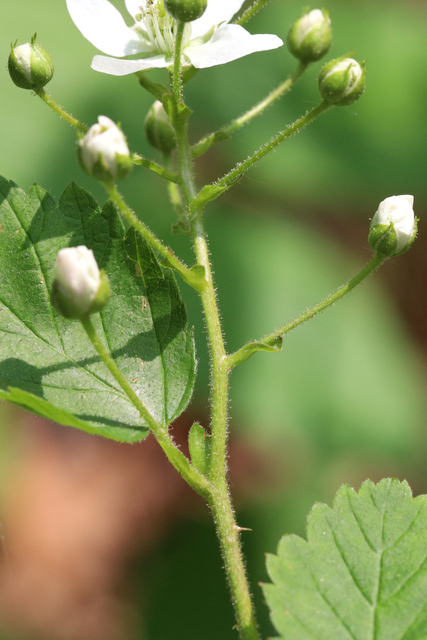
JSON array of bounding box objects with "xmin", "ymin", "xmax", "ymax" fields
[
  {"xmin": 192, "ymin": 62, "xmax": 308, "ymax": 158},
  {"xmin": 104, "ymin": 183, "xmax": 204, "ymax": 290},
  {"xmin": 234, "ymin": 0, "xmax": 272, "ymax": 26},
  {"xmin": 215, "ymin": 101, "xmax": 331, "ymax": 190},
  {"xmin": 80, "ymin": 314, "xmax": 211, "ymax": 498},
  {"xmin": 227, "ymin": 254, "xmax": 387, "ymax": 369},
  {"xmin": 171, "ymin": 25, "xmax": 261, "ymax": 640},
  {"xmin": 35, "ymin": 88, "xmax": 88, "ymax": 132}
]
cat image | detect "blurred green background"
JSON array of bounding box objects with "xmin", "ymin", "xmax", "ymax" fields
[{"xmin": 1, "ymin": 1, "xmax": 427, "ymax": 639}]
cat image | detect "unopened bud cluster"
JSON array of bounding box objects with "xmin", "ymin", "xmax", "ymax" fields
[
  {"xmin": 145, "ymin": 101, "xmax": 176, "ymax": 154},
  {"xmin": 318, "ymin": 56, "xmax": 365, "ymax": 106},
  {"xmin": 78, "ymin": 116, "xmax": 132, "ymax": 183},
  {"xmin": 165, "ymin": 0, "xmax": 207, "ymax": 22},
  {"xmin": 8, "ymin": 35, "xmax": 53, "ymax": 90},
  {"xmin": 51, "ymin": 246, "xmax": 110, "ymax": 319},
  {"xmin": 287, "ymin": 9, "xmax": 332, "ymax": 63},
  {"xmin": 368, "ymin": 195, "xmax": 417, "ymax": 258}
]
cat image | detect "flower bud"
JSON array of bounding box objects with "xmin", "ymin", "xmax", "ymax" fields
[
  {"xmin": 165, "ymin": 0, "xmax": 207, "ymax": 22},
  {"xmin": 144, "ymin": 101, "xmax": 176, "ymax": 154},
  {"xmin": 318, "ymin": 56, "xmax": 365, "ymax": 106},
  {"xmin": 287, "ymin": 9, "xmax": 332, "ymax": 63},
  {"xmin": 51, "ymin": 246, "xmax": 111, "ymax": 319},
  {"xmin": 368, "ymin": 195, "xmax": 417, "ymax": 258},
  {"xmin": 78, "ymin": 116, "xmax": 132, "ymax": 183},
  {"xmin": 8, "ymin": 35, "xmax": 54, "ymax": 91}
]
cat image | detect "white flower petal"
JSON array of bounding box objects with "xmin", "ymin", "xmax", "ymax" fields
[
  {"xmin": 124, "ymin": 0, "xmax": 143, "ymax": 20},
  {"xmin": 91, "ymin": 54, "xmax": 170, "ymax": 75},
  {"xmin": 66, "ymin": 0, "xmax": 144, "ymax": 56},
  {"xmin": 186, "ymin": 24, "xmax": 283, "ymax": 69},
  {"xmin": 191, "ymin": 0, "xmax": 245, "ymax": 39}
]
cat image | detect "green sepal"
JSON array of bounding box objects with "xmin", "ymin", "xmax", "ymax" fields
[
  {"xmin": 160, "ymin": 257, "xmax": 206, "ymax": 292},
  {"xmin": 87, "ymin": 270, "xmax": 111, "ymax": 314},
  {"xmin": 188, "ymin": 422, "xmax": 211, "ymax": 476},
  {"xmin": 192, "ymin": 130, "xmax": 232, "ymax": 158},
  {"xmin": 144, "ymin": 102, "xmax": 177, "ymax": 154},
  {"xmin": 368, "ymin": 222, "xmax": 397, "ymax": 257},
  {"xmin": 165, "ymin": 0, "xmax": 207, "ymax": 22},
  {"xmin": 229, "ymin": 337, "xmax": 283, "ymax": 368},
  {"xmin": 79, "ymin": 150, "xmax": 133, "ymax": 183},
  {"xmin": 369, "ymin": 218, "xmax": 418, "ymax": 257},
  {"xmin": 136, "ymin": 72, "xmax": 169, "ymax": 101},
  {"xmin": 318, "ymin": 54, "xmax": 366, "ymax": 107},
  {"xmin": 8, "ymin": 35, "xmax": 54, "ymax": 91},
  {"xmin": 189, "ymin": 183, "xmax": 234, "ymax": 214},
  {"xmin": 287, "ymin": 9, "xmax": 332, "ymax": 63}
]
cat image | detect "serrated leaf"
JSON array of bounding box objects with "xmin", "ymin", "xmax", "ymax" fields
[
  {"xmin": 0, "ymin": 177, "xmax": 196, "ymax": 442},
  {"xmin": 263, "ymin": 478, "xmax": 427, "ymax": 640}
]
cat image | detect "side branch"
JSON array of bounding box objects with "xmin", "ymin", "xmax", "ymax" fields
[
  {"xmin": 215, "ymin": 101, "xmax": 331, "ymax": 191},
  {"xmin": 227, "ymin": 254, "xmax": 387, "ymax": 370},
  {"xmin": 192, "ymin": 62, "xmax": 308, "ymax": 158},
  {"xmin": 234, "ymin": 0, "xmax": 272, "ymax": 26}
]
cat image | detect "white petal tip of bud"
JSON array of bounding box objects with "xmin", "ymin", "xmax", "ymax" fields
[{"xmin": 369, "ymin": 195, "xmax": 417, "ymax": 257}]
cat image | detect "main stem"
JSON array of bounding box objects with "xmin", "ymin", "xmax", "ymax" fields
[{"xmin": 172, "ymin": 25, "xmax": 261, "ymax": 640}]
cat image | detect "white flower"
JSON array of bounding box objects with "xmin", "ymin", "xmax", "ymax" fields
[
  {"xmin": 66, "ymin": 0, "xmax": 283, "ymax": 76},
  {"xmin": 78, "ymin": 116, "xmax": 132, "ymax": 181},
  {"xmin": 370, "ymin": 195, "xmax": 416, "ymax": 255},
  {"xmin": 54, "ymin": 246, "xmax": 101, "ymax": 314}
]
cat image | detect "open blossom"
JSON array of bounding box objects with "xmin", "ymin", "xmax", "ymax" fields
[{"xmin": 66, "ymin": 0, "xmax": 283, "ymax": 76}]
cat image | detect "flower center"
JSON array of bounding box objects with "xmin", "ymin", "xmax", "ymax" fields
[{"xmin": 133, "ymin": 0, "xmax": 191, "ymax": 58}]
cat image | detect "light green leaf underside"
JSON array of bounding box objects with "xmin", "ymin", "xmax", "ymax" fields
[
  {"xmin": 264, "ymin": 478, "xmax": 427, "ymax": 640},
  {"xmin": 0, "ymin": 177, "xmax": 196, "ymax": 442}
]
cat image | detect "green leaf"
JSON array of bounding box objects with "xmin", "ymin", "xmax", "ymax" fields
[
  {"xmin": 0, "ymin": 177, "xmax": 196, "ymax": 442},
  {"xmin": 263, "ymin": 478, "xmax": 427, "ymax": 640}
]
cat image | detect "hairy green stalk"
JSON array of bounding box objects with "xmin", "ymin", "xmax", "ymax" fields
[
  {"xmin": 170, "ymin": 22, "xmax": 261, "ymax": 640},
  {"xmin": 227, "ymin": 254, "xmax": 387, "ymax": 369},
  {"xmin": 80, "ymin": 314, "xmax": 211, "ymax": 498}
]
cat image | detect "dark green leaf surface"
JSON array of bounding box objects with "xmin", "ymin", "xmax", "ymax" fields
[
  {"xmin": 0, "ymin": 177, "xmax": 196, "ymax": 442},
  {"xmin": 264, "ymin": 478, "xmax": 427, "ymax": 640}
]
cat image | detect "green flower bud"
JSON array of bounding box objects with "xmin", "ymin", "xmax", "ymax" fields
[
  {"xmin": 165, "ymin": 0, "xmax": 207, "ymax": 22},
  {"xmin": 144, "ymin": 101, "xmax": 176, "ymax": 154},
  {"xmin": 368, "ymin": 195, "xmax": 417, "ymax": 258},
  {"xmin": 51, "ymin": 246, "xmax": 111, "ymax": 320},
  {"xmin": 318, "ymin": 56, "xmax": 366, "ymax": 106},
  {"xmin": 287, "ymin": 9, "xmax": 332, "ymax": 63},
  {"xmin": 78, "ymin": 116, "xmax": 132, "ymax": 183},
  {"xmin": 8, "ymin": 35, "xmax": 54, "ymax": 91}
]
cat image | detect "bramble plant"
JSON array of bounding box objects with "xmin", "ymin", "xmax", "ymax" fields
[{"xmin": 3, "ymin": 1, "xmax": 424, "ymax": 639}]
